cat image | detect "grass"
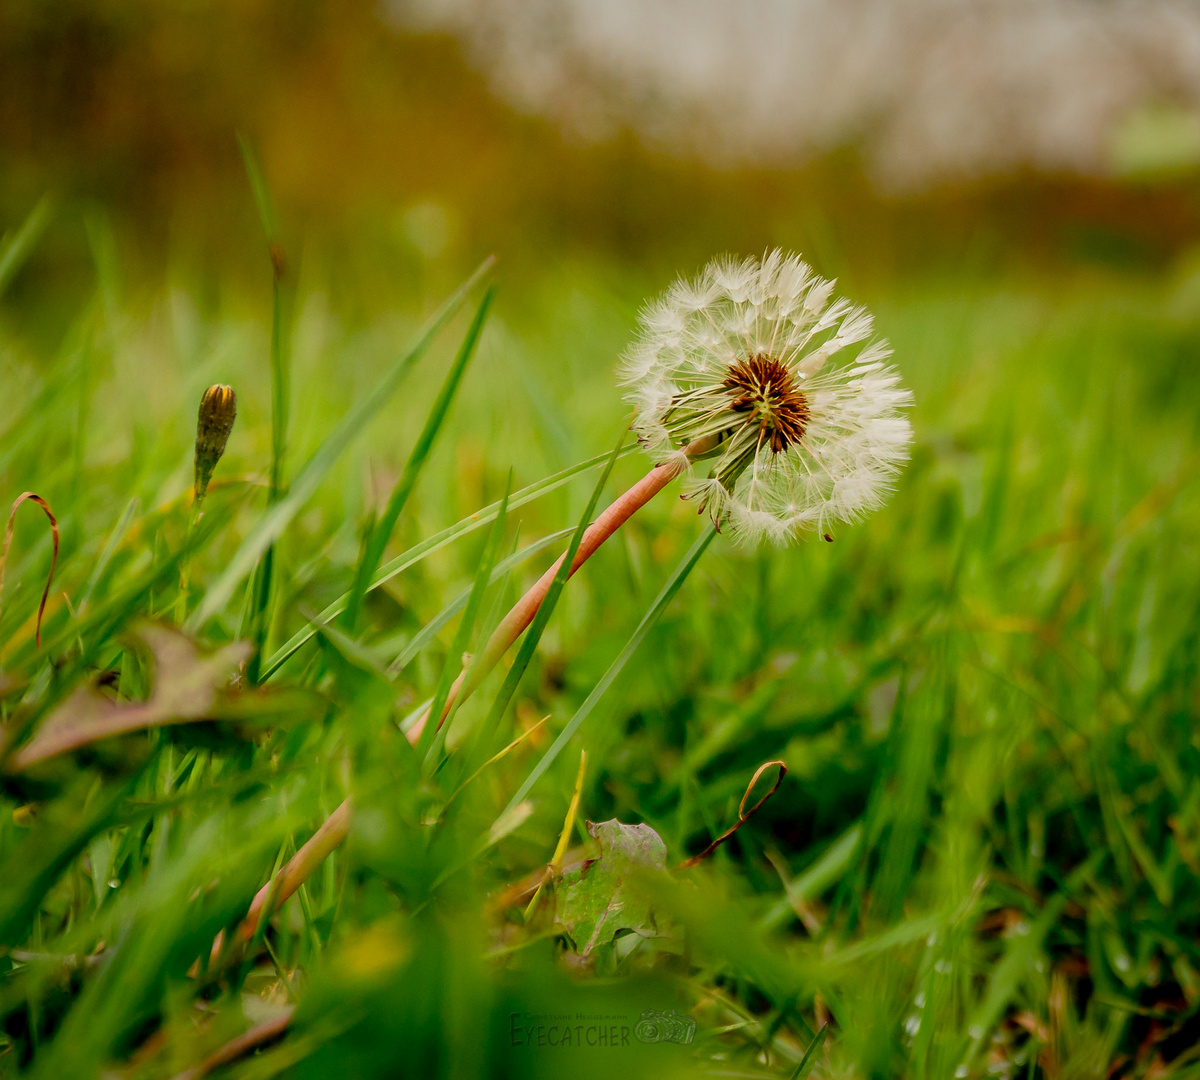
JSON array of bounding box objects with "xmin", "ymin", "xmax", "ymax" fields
[{"xmin": 0, "ymin": 196, "xmax": 1199, "ymax": 1080}]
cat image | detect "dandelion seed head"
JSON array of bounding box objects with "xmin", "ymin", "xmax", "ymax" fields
[{"xmin": 621, "ymin": 251, "xmax": 913, "ymax": 546}]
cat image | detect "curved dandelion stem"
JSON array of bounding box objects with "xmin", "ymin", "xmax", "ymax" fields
[
  {"xmin": 406, "ymin": 437, "xmax": 702, "ymax": 743},
  {"xmin": 220, "ymin": 437, "xmax": 703, "ymax": 956}
]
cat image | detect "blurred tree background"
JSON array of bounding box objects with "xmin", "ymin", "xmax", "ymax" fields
[{"xmin": 4, "ymin": 0, "xmax": 1200, "ymax": 321}]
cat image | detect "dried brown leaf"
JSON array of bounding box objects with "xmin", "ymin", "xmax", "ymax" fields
[{"xmin": 8, "ymin": 623, "xmax": 251, "ymax": 771}]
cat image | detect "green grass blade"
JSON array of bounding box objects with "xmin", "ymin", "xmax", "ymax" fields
[
  {"xmin": 259, "ymin": 445, "xmax": 634, "ymax": 680},
  {"xmin": 388, "ymin": 526, "xmax": 573, "ymax": 674},
  {"xmin": 498, "ymin": 522, "xmax": 717, "ymax": 819},
  {"xmin": 342, "ymin": 286, "xmax": 495, "ymax": 630},
  {"xmin": 416, "ymin": 480, "xmax": 511, "ymax": 763},
  {"xmin": 0, "ymin": 781, "xmax": 128, "ymax": 944},
  {"xmin": 758, "ymin": 824, "xmax": 864, "ymax": 932},
  {"xmin": 239, "ymin": 138, "xmax": 291, "ymax": 682},
  {"xmin": 0, "ymin": 332, "xmax": 82, "ymax": 474},
  {"xmin": 0, "ymin": 195, "xmax": 53, "ymax": 299},
  {"xmin": 473, "ymin": 427, "xmax": 626, "ymax": 746},
  {"xmin": 187, "ymin": 257, "xmax": 495, "ymax": 632},
  {"xmin": 791, "ymin": 1024, "xmax": 828, "ymax": 1080},
  {"xmin": 964, "ymin": 852, "xmax": 1103, "ymax": 1063},
  {"xmin": 236, "ymin": 134, "xmax": 287, "ymax": 495},
  {"xmin": 237, "ymin": 134, "xmax": 280, "ymax": 245},
  {"xmin": 76, "ymin": 496, "xmax": 139, "ymax": 614},
  {"xmin": 305, "ymin": 606, "xmax": 395, "ymax": 680},
  {"xmin": 265, "ymin": 232, "xmax": 288, "ymax": 499}
]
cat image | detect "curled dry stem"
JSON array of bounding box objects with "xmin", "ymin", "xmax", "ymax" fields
[
  {"xmin": 0, "ymin": 492, "xmax": 59, "ymax": 649},
  {"xmin": 676, "ymin": 760, "xmax": 788, "ymax": 870}
]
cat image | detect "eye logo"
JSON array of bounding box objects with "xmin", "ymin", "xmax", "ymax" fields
[{"xmin": 634, "ymin": 1009, "xmax": 696, "ymax": 1045}]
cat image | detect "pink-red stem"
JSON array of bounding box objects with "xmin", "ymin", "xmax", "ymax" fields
[
  {"xmin": 169, "ymin": 1008, "xmax": 296, "ymax": 1080},
  {"xmin": 226, "ymin": 445, "xmax": 694, "ymax": 954},
  {"xmin": 407, "ymin": 450, "xmax": 687, "ymax": 743}
]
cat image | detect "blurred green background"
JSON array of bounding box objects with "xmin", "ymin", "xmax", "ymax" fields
[{"xmin": 2, "ymin": 2, "xmax": 1200, "ymax": 1078}]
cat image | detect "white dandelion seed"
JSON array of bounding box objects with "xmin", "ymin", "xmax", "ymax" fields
[{"xmin": 621, "ymin": 250, "xmax": 913, "ymax": 546}]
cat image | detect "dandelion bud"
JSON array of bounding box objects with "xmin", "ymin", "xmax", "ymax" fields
[{"xmin": 194, "ymin": 384, "xmax": 237, "ymax": 502}]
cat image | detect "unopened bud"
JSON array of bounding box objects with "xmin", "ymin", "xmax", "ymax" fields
[{"xmin": 194, "ymin": 384, "xmax": 237, "ymax": 501}]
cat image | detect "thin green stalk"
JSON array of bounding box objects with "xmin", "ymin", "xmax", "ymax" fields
[
  {"xmin": 388, "ymin": 526, "xmax": 573, "ymax": 675},
  {"xmin": 186, "ymin": 257, "xmax": 495, "ymax": 634},
  {"xmin": 415, "ymin": 480, "xmax": 511, "ymax": 765},
  {"xmin": 465, "ymin": 427, "xmax": 626, "ymax": 765},
  {"xmin": 0, "ymin": 195, "xmax": 53, "ymax": 299},
  {"xmin": 173, "ymin": 510, "xmax": 198, "ymax": 627},
  {"xmin": 239, "ymin": 137, "xmax": 289, "ymax": 683},
  {"xmin": 342, "ymin": 286, "xmax": 495, "ymax": 631},
  {"xmin": 497, "ymin": 522, "xmax": 717, "ymax": 819}
]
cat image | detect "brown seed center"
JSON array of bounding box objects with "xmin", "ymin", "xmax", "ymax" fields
[{"xmin": 721, "ymin": 354, "xmax": 809, "ymax": 453}]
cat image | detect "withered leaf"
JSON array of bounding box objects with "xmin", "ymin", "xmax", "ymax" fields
[{"xmin": 8, "ymin": 623, "xmax": 251, "ymax": 771}]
